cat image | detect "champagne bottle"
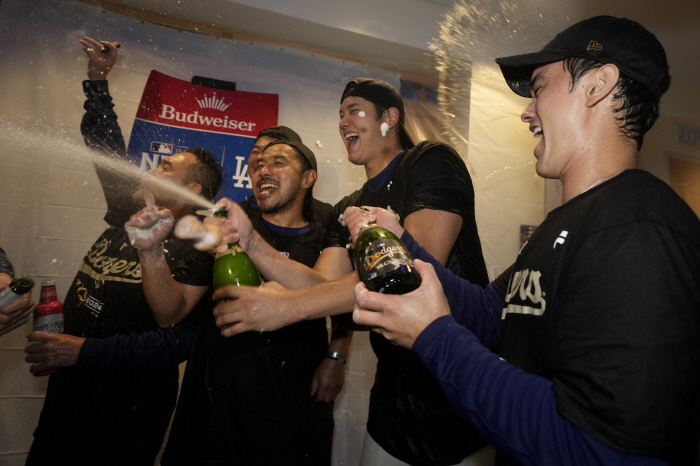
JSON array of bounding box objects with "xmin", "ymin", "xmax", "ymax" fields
[
  {"xmin": 353, "ymin": 222, "xmax": 421, "ymax": 294},
  {"xmin": 0, "ymin": 276, "xmax": 35, "ymax": 306},
  {"xmin": 212, "ymin": 208, "xmax": 262, "ymax": 289}
]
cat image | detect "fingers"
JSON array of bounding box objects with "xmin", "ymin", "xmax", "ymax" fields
[
  {"xmin": 351, "ymin": 281, "xmax": 385, "ymax": 328},
  {"xmin": 144, "ymin": 188, "xmax": 156, "ymax": 208}
]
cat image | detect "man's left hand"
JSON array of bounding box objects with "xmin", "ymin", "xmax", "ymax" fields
[
  {"xmin": 352, "ymin": 260, "xmax": 450, "ymax": 349},
  {"xmin": 25, "ymin": 331, "xmax": 85, "ymax": 374},
  {"xmin": 311, "ymin": 357, "xmax": 345, "ymax": 403}
]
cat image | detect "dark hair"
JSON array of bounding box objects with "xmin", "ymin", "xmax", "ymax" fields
[
  {"xmin": 183, "ymin": 147, "xmax": 225, "ymax": 201},
  {"xmin": 287, "ymin": 145, "xmax": 315, "ymax": 222},
  {"xmin": 563, "ymin": 57, "xmax": 670, "ymax": 150}
]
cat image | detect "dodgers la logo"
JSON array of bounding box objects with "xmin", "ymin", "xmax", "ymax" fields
[{"xmin": 231, "ymin": 156, "xmax": 252, "ymax": 189}]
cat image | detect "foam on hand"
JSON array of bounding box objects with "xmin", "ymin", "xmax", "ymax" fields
[{"xmin": 174, "ymin": 215, "xmax": 224, "ymax": 252}]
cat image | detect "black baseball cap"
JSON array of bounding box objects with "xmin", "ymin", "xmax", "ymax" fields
[
  {"xmin": 256, "ymin": 126, "xmax": 302, "ymax": 143},
  {"xmin": 341, "ymin": 78, "xmax": 415, "ymax": 149},
  {"xmin": 495, "ymin": 16, "xmax": 670, "ymax": 99},
  {"xmin": 265, "ymin": 138, "xmax": 318, "ymax": 172}
]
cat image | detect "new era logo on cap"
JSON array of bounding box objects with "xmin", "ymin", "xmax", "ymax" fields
[{"xmin": 586, "ymin": 40, "xmax": 603, "ymax": 51}]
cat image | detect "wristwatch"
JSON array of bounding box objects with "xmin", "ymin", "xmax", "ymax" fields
[{"xmin": 326, "ymin": 350, "xmax": 347, "ymax": 364}]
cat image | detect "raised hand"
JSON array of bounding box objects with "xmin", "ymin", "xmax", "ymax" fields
[
  {"xmin": 124, "ymin": 205, "xmax": 174, "ymax": 252},
  {"xmin": 79, "ymin": 36, "xmax": 119, "ymax": 81}
]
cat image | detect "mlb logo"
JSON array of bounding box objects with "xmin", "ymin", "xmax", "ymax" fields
[
  {"xmin": 280, "ymin": 252, "xmax": 290, "ymax": 258},
  {"xmin": 151, "ymin": 142, "xmax": 173, "ymax": 154}
]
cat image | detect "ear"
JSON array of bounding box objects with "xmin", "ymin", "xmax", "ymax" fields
[
  {"xmin": 186, "ymin": 182, "xmax": 203, "ymax": 196},
  {"xmin": 386, "ymin": 107, "xmax": 401, "ymax": 129},
  {"xmin": 584, "ymin": 64, "xmax": 620, "ymax": 108},
  {"xmin": 301, "ymin": 169, "xmax": 317, "ymax": 189}
]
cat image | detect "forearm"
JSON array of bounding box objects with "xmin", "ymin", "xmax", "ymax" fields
[
  {"xmin": 247, "ymin": 229, "xmax": 328, "ymax": 288},
  {"xmin": 414, "ymin": 317, "xmax": 666, "ymax": 466},
  {"xmin": 290, "ymin": 273, "xmax": 358, "ymax": 321},
  {"xmin": 78, "ymin": 314, "xmax": 196, "ymax": 376},
  {"xmin": 138, "ymin": 247, "xmax": 189, "ymax": 327},
  {"xmin": 328, "ymin": 317, "xmax": 353, "ymax": 355},
  {"xmin": 401, "ymin": 230, "xmax": 502, "ymax": 349}
]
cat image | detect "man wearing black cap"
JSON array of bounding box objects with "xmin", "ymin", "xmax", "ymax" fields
[
  {"xmin": 350, "ymin": 16, "xmax": 700, "ymax": 465},
  {"xmin": 212, "ymin": 78, "xmax": 490, "ymax": 464}
]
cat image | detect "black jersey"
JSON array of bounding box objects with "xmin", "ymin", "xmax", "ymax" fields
[
  {"xmin": 498, "ymin": 169, "xmax": 700, "ymax": 464},
  {"xmin": 162, "ymin": 198, "xmax": 336, "ymax": 466},
  {"xmin": 325, "ymin": 141, "xmax": 489, "ymax": 465},
  {"xmin": 30, "ymin": 80, "xmax": 212, "ymax": 466}
]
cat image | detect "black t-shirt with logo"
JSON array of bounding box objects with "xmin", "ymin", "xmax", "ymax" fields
[
  {"xmin": 497, "ymin": 169, "xmax": 700, "ymax": 464},
  {"xmin": 32, "ymin": 80, "xmax": 212, "ymax": 466},
  {"xmin": 325, "ymin": 141, "xmax": 490, "ymax": 465}
]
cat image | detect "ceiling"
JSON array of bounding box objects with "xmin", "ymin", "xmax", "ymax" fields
[{"xmin": 82, "ymin": 0, "xmax": 700, "ymax": 122}]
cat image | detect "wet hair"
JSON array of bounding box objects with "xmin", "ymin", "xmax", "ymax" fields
[
  {"xmin": 563, "ymin": 57, "xmax": 671, "ymax": 150},
  {"xmin": 183, "ymin": 147, "xmax": 225, "ymax": 201}
]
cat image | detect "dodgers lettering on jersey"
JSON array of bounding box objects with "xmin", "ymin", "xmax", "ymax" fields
[
  {"xmin": 78, "ymin": 238, "xmax": 142, "ymax": 284},
  {"xmin": 502, "ymin": 268, "xmax": 546, "ymax": 318}
]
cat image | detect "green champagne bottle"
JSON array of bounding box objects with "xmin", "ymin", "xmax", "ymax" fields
[
  {"xmin": 0, "ymin": 276, "xmax": 35, "ymax": 306},
  {"xmin": 353, "ymin": 222, "xmax": 421, "ymax": 295},
  {"xmin": 212, "ymin": 209, "xmax": 262, "ymax": 289}
]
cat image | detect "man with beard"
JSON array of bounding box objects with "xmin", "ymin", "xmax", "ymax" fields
[{"xmin": 127, "ymin": 130, "xmax": 349, "ymax": 465}]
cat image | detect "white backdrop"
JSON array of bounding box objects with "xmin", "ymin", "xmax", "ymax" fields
[{"xmin": 0, "ymin": 0, "xmax": 553, "ymax": 465}]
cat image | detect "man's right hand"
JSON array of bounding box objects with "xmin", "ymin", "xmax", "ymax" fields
[
  {"xmin": 207, "ymin": 198, "xmax": 254, "ymax": 253},
  {"xmin": 343, "ymin": 206, "xmax": 404, "ymax": 246},
  {"xmin": 25, "ymin": 331, "xmax": 85, "ymax": 374},
  {"xmin": 125, "ymin": 205, "xmax": 174, "ymax": 252},
  {"xmin": 212, "ymin": 281, "xmax": 299, "ymax": 336},
  {"xmin": 0, "ymin": 273, "xmax": 35, "ymax": 337},
  {"xmin": 79, "ymin": 36, "xmax": 118, "ymax": 81}
]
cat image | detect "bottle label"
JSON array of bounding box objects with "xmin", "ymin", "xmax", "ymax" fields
[
  {"xmin": 0, "ymin": 288, "xmax": 21, "ymax": 306},
  {"xmin": 40, "ymin": 287, "xmax": 57, "ymax": 301},
  {"xmin": 215, "ymin": 243, "xmax": 244, "ymax": 259},
  {"xmin": 360, "ymin": 239, "xmax": 414, "ymax": 280},
  {"xmin": 34, "ymin": 314, "xmax": 64, "ymax": 334}
]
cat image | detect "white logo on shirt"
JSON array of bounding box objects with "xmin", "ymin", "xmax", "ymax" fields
[
  {"xmin": 502, "ymin": 268, "xmax": 546, "ymax": 318},
  {"xmin": 553, "ymin": 230, "xmax": 568, "ymax": 249}
]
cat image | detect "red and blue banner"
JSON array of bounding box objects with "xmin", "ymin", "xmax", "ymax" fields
[{"xmin": 126, "ymin": 70, "xmax": 278, "ymax": 202}]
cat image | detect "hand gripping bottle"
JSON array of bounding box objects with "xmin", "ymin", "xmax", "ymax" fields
[
  {"xmin": 0, "ymin": 276, "xmax": 34, "ymax": 306},
  {"xmin": 33, "ymin": 280, "xmax": 64, "ymax": 376},
  {"xmin": 212, "ymin": 209, "xmax": 262, "ymax": 289},
  {"xmin": 353, "ymin": 222, "xmax": 421, "ymax": 295}
]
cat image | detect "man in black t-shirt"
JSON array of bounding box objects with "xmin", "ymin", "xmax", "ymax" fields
[
  {"xmin": 211, "ymin": 79, "xmax": 490, "ymax": 465},
  {"xmin": 350, "ymin": 16, "xmax": 700, "ymax": 466},
  {"xmin": 24, "ymin": 37, "xmax": 224, "ymax": 466},
  {"xmin": 130, "ymin": 130, "xmax": 349, "ymax": 465}
]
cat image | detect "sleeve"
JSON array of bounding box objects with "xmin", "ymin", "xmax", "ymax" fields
[
  {"xmin": 551, "ymin": 222, "xmax": 700, "ymax": 460},
  {"xmin": 0, "ymin": 247, "xmax": 14, "ymax": 277},
  {"xmin": 169, "ymin": 246, "xmax": 215, "ymax": 287},
  {"xmin": 76, "ymin": 310, "xmax": 197, "ymax": 376},
  {"xmin": 412, "ymin": 317, "xmax": 668, "ymax": 466},
  {"xmin": 402, "ymin": 144, "xmax": 473, "ymax": 220},
  {"xmin": 80, "ymin": 80, "xmax": 140, "ymax": 222},
  {"xmin": 401, "ymin": 230, "xmax": 502, "ymax": 349}
]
